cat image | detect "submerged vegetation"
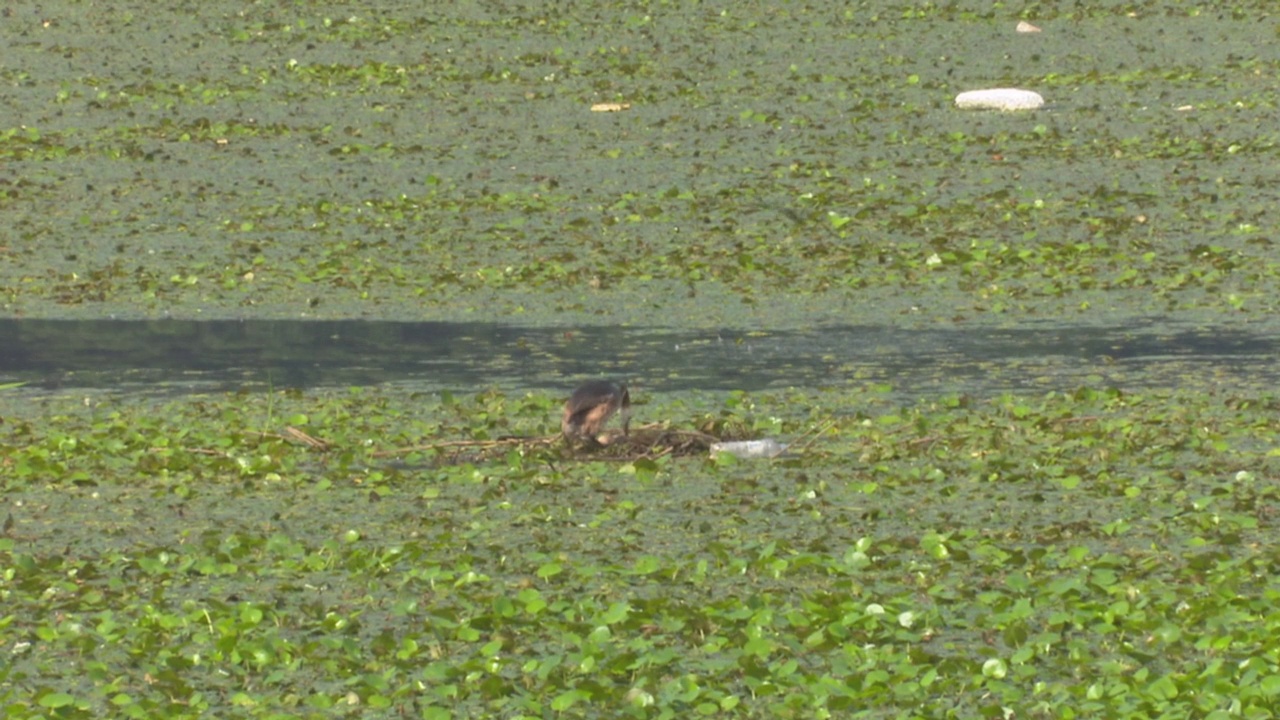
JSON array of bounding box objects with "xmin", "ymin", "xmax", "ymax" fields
[{"xmin": 3, "ymin": 386, "xmax": 1280, "ymax": 718}]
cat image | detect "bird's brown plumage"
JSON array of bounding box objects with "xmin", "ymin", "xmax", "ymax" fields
[{"xmin": 562, "ymin": 380, "xmax": 630, "ymax": 439}]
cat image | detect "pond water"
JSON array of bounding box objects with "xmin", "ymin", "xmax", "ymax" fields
[
  {"xmin": 4, "ymin": 3, "xmax": 1280, "ymax": 407},
  {"xmin": 2, "ymin": 318, "xmax": 1276, "ymax": 402},
  {"xmin": 4, "ymin": 2, "xmax": 1280, "ymax": 333}
]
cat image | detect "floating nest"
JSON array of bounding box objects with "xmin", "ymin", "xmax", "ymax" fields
[
  {"xmin": 367, "ymin": 423, "xmax": 740, "ymax": 466},
  {"xmin": 566, "ymin": 425, "xmax": 727, "ymax": 460},
  {"xmin": 283, "ymin": 421, "xmax": 826, "ymax": 468}
]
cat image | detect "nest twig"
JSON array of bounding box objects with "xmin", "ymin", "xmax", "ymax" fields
[
  {"xmin": 367, "ymin": 422, "xmax": 731, "ymax": 465},
  {"xmin": 252, "ymin": 421, "xmax": 789, "ymax": 469},
  {"xmin": 576, "ymin": 426, "xmax": 723, "ymax": 460}
]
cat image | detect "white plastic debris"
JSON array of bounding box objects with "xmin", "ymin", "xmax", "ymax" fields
[
  {"xmin": 955, "ymin": 88, "xmax": 1045, "ymax": 111},
  {"xmin": 710, "ymin": 438, "xmax": 789, "ymax": 459},
  {"xmin": 1016, "ymin": 21, "xmax": 1042, "ymax": 33}
]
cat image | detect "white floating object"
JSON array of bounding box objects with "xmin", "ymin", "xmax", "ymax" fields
[
  {"xmin": 955, "ymin": 88, "xmax": 1045, "ymax": 111},
  {"xmin": 1016, "ymin": 21, "xmax": 1042, "ymax": 33},
  {"xmin": 710, "ymin": 438, "xmax": 789, "ymax": 459}
]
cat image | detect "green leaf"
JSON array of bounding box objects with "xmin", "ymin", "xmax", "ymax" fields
[
  {"xmin": 600, "ymin": 602, "xmax": 630, "ymax": 625},
  {"xmin": 39, "ymin": 693, "xmax": 76, "ymax": 708},
  {"xmin": 631, "ymin": 556, "xmax": 661, "ymax": 575},
  {"xmin": 1260, "ymin": 674, "xmax": 1280, "ymax": 696},
  {"xmin": 551, "ymin": 689, "xmax": 587, "ymax": 712},
  {"xmin": 1146, "ymin": 674, "xmax": 1178, "ymax": 700}
]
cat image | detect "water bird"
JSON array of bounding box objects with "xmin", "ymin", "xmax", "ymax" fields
[{"xmin": 561, "ymin": 380, "xmax": 630, "ymax": 441}]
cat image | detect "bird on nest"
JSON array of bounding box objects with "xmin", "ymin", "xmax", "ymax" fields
[{"xmin": 561, "ymin": 380, "xmax": 630, "ymax": 444}]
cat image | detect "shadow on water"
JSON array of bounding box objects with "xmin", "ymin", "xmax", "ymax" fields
[{"xmin": 1, "ymin": 319, "xmax": 1278, "ymax": 401}]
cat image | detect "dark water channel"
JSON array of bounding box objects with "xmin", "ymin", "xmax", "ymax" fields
[{"xmin": 1, "ymin": 319, "xmax": 1277, "ymax": 402}]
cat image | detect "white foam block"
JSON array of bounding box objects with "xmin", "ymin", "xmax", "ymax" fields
[{"xmin": 955, "ymin": 88, "xmax": 1045, "ymax": 111}]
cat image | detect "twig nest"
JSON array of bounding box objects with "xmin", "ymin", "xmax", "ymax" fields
[{"xmin": 955, "ymin": 88, "xmax": 1045, "ymax": 111}]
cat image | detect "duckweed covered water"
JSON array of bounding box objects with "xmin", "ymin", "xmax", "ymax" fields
[
  {"xmin": 2, "ymin": 1, "xmax": 1279, "ymax": 329},
  {"xmin": 4, "ymin": 386, "xmax": 1280, "ymax": 717}
]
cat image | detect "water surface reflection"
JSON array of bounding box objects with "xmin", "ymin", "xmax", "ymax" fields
[{"xmin": 0, "ymin": 319, "xmax": 1275, "ymax": 401}]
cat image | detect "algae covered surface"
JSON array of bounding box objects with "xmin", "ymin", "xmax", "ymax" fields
[
  {"xmin": 5, "ymin": 386, "xmax": 1280, "ymax": 718},
  {"xmin": 5, "ymin": 1, "xmax": 1280, "ymax": 718},
  {"xmin": 2, "ymin": 0, "xmax": 1279, "ymax": 327}
]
